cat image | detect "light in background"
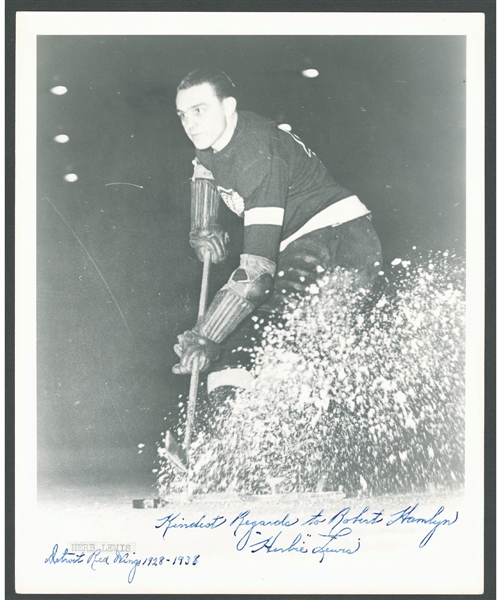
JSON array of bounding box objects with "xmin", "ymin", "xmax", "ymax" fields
[
  {"xmin": 50, "ymin": 85, "xmax": 68, "ymax": 95},
  {"xmin": 301, "ymin": 68, "xmax": 319, "ymax": 78}
]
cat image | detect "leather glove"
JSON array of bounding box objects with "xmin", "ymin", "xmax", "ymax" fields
[
  {"xmin": 190, "ymin": 225, "xmax": 229, "ymax": 264},
  {"xmin": 172, "ymin": 330, "xmax": 221, "ymax": 375}
]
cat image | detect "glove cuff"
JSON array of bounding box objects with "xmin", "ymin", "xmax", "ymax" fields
[
  {"xmin": 191, "ymin": 178, "xmax": 221, "ymax": 230},
  {"xmin": 197, "ymin": 287, "xmax": 255, "ymax": 344}
]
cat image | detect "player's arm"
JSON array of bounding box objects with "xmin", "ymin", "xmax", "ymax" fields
[
  {"xmin": 189, "ymin": 159, "xmax": 229, "ymax": 264},
  {"xmin": 173, "ymin": 158, "xmax": 285, "ymax": 375}
]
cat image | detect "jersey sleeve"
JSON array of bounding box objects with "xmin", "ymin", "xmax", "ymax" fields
[{"xmin": 238, "ymin": 155, "xmax": 289, "ymax": 263}]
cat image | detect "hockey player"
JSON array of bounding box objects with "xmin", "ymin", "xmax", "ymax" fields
[{"xmin": 172, "ymin": 69, "xmax": 382, "ymax": 398}]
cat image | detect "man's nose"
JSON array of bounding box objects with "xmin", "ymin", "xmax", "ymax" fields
[{"xmin": 185, "ymin": 115, "xmax": 198, "ymax": 132}]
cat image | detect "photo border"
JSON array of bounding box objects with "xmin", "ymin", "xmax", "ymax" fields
[{"xmin": 5, "ymin": 1, "xmax": 496, "ymax": 598}]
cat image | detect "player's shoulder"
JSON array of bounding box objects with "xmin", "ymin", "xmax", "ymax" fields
[
  {"xmin": 239, "ymin": 111, "xmax": 278, "ymax": 141},
  {"xmin": 237, "ymin": 110, "xmax": 290, "ymax": 156}
]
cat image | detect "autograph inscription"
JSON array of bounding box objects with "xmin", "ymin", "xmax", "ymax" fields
[
  {"xmin": 224, "ymin": 504, "xmax": 457, "ymax": 559},
  {"xmin": 43, "ymin": 503, "xmax": 458, "ymax": 584}
]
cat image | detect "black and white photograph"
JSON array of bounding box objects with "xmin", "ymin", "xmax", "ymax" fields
[{"xmin": 13, "ymin": 9, "xmax": 486, "ymax": 595}]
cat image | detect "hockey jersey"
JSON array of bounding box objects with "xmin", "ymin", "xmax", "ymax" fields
[{"xmin": 195, "ymin": 110, "xmax": 362, "ymax": 263}]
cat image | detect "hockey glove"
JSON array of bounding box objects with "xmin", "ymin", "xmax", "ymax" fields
[
  {"xmin": 189, "ymin": 225, "xmax": 229, "ymax": 264},
  {"xmin": 172, "ymin": 329, "xmax": 221, "ymax": 375}
]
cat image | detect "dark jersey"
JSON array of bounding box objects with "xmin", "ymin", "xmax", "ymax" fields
[{"xmin": 195, "ymin": 111, "xmax": 352, "ymax": 263}]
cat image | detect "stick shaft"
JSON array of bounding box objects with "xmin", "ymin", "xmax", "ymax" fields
[
  {"xmin": 183, "ymin": 253, "xmax": 211, "ymax": 451},
  {"xmin": 183, "ymin": 370, "xmax": 199, "ymax": 451}
]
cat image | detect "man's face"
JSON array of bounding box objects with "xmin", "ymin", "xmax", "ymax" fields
[{"xmin": 176, "ymin": 83, "xmax": 231, "ymax": 150}]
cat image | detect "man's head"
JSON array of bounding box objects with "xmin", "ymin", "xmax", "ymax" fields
[{"xmin": 176, "ymin": 69, "xmax": 238, "ymax": 151}]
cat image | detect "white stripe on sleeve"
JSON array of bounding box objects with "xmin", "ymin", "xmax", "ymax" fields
[{"xmin": 244, "ymin": 207, "xmax": 285, "ymax": 227}]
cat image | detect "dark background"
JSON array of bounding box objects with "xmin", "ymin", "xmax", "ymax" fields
[{"xmin": 37, "ymin": 35, "xmax": 466, "ymax": 493}]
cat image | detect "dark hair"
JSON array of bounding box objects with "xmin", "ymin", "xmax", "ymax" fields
[{"xmin": 177, "ymin": 69, "xmax": 237, "ymax": 101}]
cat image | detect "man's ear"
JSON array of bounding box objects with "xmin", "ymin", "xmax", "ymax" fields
[{"xmin": 223, "ymin": 96, "xmax": 237, "ymax": 117}]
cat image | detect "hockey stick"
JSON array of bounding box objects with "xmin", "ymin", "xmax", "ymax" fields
[
  {"xmin": 164, "ymin": 252, "xmax": 211, "ymax": 473},
  {"xmin": 184, "ymin": 252, "xmax": 211, "ymax": 452}
]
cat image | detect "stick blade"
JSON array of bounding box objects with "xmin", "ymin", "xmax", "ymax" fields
[{"xmin": 164, "ymin": 431, "xmax": 188, "ymax": 473}]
